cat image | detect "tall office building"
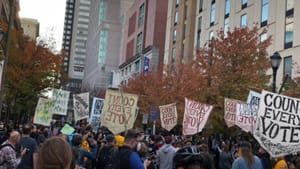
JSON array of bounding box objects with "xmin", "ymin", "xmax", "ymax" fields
[
  {"xmin": 82, "ymin": 0, "xmax": 134, "ymax": 94},
  {"xmin": 62, "ymin": 0, "xmax": 91, "ymax": 92},
  {"xmin": 165, "ymin": 0, "xmax": 300, "ymax": 88},
  {"xmin": 20, "ymin": 18, "xmax": 39, "ymax": 40}
]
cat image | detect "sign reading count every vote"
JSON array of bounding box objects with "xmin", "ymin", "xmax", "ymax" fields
[{"xmin": 254, "ymin": 90, "xmax": 300, "ymax": 157}]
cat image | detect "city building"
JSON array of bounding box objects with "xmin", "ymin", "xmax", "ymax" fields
[
  {"xmin": 0, "ymin": 0, "xmax": 21, "ymax": 30},
  {"xmin": 20, "ymin": 18, "xmax": 39, "ymax": 40},
  {"xmin": 165, "ymin": 0, "xmax": 300, "ymax": 89},
  {"xmin": 82, "ymin": 0, "xmax": 134, "ymax": 95},
  {"xmin": 119, "ymin": 0, "xmax": 168, "ymax": 85},
  {"xmin": 62, "ymin": 0, "xmax": 91, "ymax": 93}
]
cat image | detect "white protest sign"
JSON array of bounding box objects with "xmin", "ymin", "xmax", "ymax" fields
[
  {"xmin": 101, "ymin": 89, "xmax": 138, "ymax": 134},
  {"xmin": 224, "ymin": 98, "xmax": 243, "ymax": 128},
  {"xmin": 52, "ymin": 89, "xmax": 70, "ymax": 115},
  {"xmin": 235, "ymin": 103, "xmax": 258, "ymax": 133},
  {"xmin": 247, "ymin": 90, "xmax": 261, "ymax": 106},
  {"xmin": 89, "ymin": 97, "xmax": 104, "ymax": 132},
  {"xmin": 182, "ymin": 98, "xmax": 213, "ymax": 135},
  {"xmin": 159, "ymin": 103, "xmax": 178, "ymax": 131},
  {"xmin": 34, "ymin": 97, "xmax": 53, "ymax": 126},
  {"xmin": 73, "ymin": 92, "xmax": 90, "ymax": 122},
  {"xmin": 254, "ymin": 90, "xmax": 300, "ymax": 157}
]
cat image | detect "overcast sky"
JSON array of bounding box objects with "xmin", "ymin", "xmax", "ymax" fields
[{"xmin": 19, "ymin": 0, "xmax": 66, "ymax": 50}]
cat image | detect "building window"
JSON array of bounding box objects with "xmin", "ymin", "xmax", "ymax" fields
[
  {"xmin": 99, "ymin": 0, "xmax": 107, "ymax": 25},
  {"xmin": 171, "ymin": 48, "xmax": 176, "ymax": 63},
  {"xmin": 197, "ymin": 17, "xmax": 202, "ymax": 32},
  {"xmin": 210, "ymin": 1, "xmax": 216, "ymax": 26},
  {"xmin": 261, "ymin": 0, "xmax": 268, "ymax": 27},
  {"xmin": 199, "ymin": 0, "xmax": 203, "ymax": 13},
  {"xmin": 225, "ymin": 0, "xmax": 230, "ymax": 17},
  {"xmin": 285, "ymin": 20, "xmax": 293, "ymax": 49},
  {"xmin": 176, "ymin": 0, "xmax": 179, "ymax": 7},
  {"xmin": 174, "ymin": 11, "xmax": 179, "ymax": 25},
  {"xmin": 242, "ymin": 0, "xmax": 247, "ymax": 9},
  {"xmin": 135, "ymin": 60, "xmax": 140, "ymax": 72},
  {"xmin": 286, "ymin": 0, "xmax": 294, "ymax": 11},
  {"xmin": 136, "ymin": 32, "xmax": 143, "ymax": 54},
  {"xmin": 197, "ymin": 17, "xmax": 202, "ymax": 48},
  {"xmin": 209, "ymin": 31, "xmax": 214, "ymax": 41},
  {"xmin": 224, "ymin": 18, "xmax": 229, "ymax": 37},
  {"xmin": 260, "ymin": 33, "xmax": 267, "ymax": 42},
  {"xmin": 241, "ymin": 14, "xmax": 247, "ymax": 27},
  {"xmin": 98, "ymin": 31, "xmax": 108, "ymax": 64},
  {"xmin": 284, "ymin": 56, "xmax": 292, "ymax": 78},
  {"xmin": 138, "ymin": 3, "xmax": 145, "ymax": 27},
  {"xmin": 173, "ymin": 30, "xmax": 177, "ymax": 44}
]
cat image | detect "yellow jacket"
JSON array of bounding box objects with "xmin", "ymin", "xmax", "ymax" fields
[{"xmin": 274, "ymin": 159, "xmax": 288, "ymax": 169}]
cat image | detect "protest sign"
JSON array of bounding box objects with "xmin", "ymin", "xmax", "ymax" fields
[
  {"xmin": 73, "ymin": 92, "xmax": 90, "ymax": 122},
  {"xmin": 149, "ymin": 105, "xmax": 160, "ymax": 120},
  {"xmin": 34, "ymin": 97, "xmax": 53, "ymax": 126},
  {"xmin": 142, "ymin": 113, "xmax": 148, "ymax": 124},
  {"xmin": 247, "ymin": 90, "xmax": 261, "ymax": 106},
  {"xmin": 235, "ymin": 103, "xmax": 258, "ymax": 133},
  {"xmin": 254, "ymin": 90, "xmax": 300, "ymax": 157},
  {"xmin": 224, "ymin": 98, "xmax": 243, "ymax": 127},
  {"xmin": 89, "ymin": 97, "xmax": 104, "ymax": 132},
  {"xmin": 159, "ymin": 103, "xmax": 178, "ymax": 131},
  {"xmin": 61, "ymin": 123, "xmax": 75, "ymax": 135},
  {"xmin": 101, "ymin": 89, "xmax": 138, "ymax": 134},
  {"xmin": 183, "ymin": 98, "xmax": 213, "ymax": 135},
  {"xmin": 52, "ymin": 89, "xmax": 70, "ymax": 115}
]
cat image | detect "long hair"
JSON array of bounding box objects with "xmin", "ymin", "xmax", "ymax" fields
[{"xmin": 239, "ymin": 141, "xmax": 254, "ymax": 167}]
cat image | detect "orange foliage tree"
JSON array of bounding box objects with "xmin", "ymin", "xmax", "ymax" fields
[{"xmin": 1, "ymin": 25, "xmax": 67, "ymax": 120}]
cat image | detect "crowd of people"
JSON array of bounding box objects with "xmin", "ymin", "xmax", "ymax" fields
[{"xmin": 0, "ymin": 120, "xmax": 300, "ymax": 169}]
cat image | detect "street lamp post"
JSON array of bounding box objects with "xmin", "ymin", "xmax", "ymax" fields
[{"xmin": 270, "ymin": 52, "xmax": 282, "ymax": 93}]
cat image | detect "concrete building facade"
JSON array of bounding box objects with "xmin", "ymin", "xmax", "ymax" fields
[
  {"xmin": 164, "ymin": 0, "xmax": 300, "ymax": 89},
  {"xmin": 119, "ymin": 0, "xmax": 168, "ymax": 85},
  {"xmin": 20, "ymin": 18, "xmax": 39, "ymax": 40}
]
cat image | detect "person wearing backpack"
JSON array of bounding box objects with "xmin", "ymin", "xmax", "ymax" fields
[
  {"xmin": 112, "ymin": 129, "xmax": 151, "ymax": 169},
  {"xmin": 0, "ymin": 131, "xmax": 26, "ymax": 169},
  {"xmin": 96, "ymin": 134, "xmax": 116, "ymax": 169}
]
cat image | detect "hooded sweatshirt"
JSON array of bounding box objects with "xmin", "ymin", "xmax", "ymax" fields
[{"xmin": 157, "ymin": 144, "xmax": 177, "ymax": 169}]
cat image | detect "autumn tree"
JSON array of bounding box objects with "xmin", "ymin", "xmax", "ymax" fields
[{"xmin": 1, "ymin": 24, "xmax": 67, "ymax": 121}]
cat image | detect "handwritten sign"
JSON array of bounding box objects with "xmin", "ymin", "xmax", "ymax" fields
[
  {"xmin": 182, "ymin": 98, "xmax": 213, "ymax": 135},
  {"xmin": 236, "ymin": 103, "xmax": 258, "ymax": 133},
  {"xmin": 224, "ymin": 98, "xmax": 242, "ymax": 128},
  {"xmin": 254, "ymin": 90, "xmax": 300, "ymax": 157},
  {"xmin": 101, "ymin": 89, "xmax": 138, "ymax": 134},
  {"xmin": 159, "ymin": 103, "xmax": 177, "ymax": 131},
  {"xmin": 89, "ymin": 97, "xmax": 104, "ymax": 132},
  {"xmin": 247, "ymin": 90, "xmax": 261, "ymax": 106},
  {"xmin": 73, "ymin": 92, "xmax": 89, "ymax": 122},
  {"xmin": 34, "ymin": 97, "xmax": 53, "ymax": 126},
  {"xmin": 52, "ymin": 89, "xmax": 70, "ymax": 115}
]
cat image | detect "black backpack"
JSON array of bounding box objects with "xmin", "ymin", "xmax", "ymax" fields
[
  {"xmin": 96, "ymin": 145, "xmax": 116, "ymax": 169},
  {"xmin": 111, "ymin": 146, "xmax": 133, "ymax": 169}
]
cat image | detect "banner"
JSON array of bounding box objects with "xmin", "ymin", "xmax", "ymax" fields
[
  {"xmin": 89, "ymin": 97, "xmax": 104, "ymax": 132},
  {"xmin": 159, "ymin": 103, "xmax": 178, "ymax": 131},
  {"xmin": 101, "ymin": 89, "xmax": 138, "ymax": 134},
  {"xmin": 254, "ymin": 90, "xmax": 300, "ymax": 157},
  {"xmin": 224, "ymin": 98, "xmax": 242, "ymax": 127},
  {"xmin": 149, "ymin": 105, "xmax": 160, "ymax": 120},
  {"xmin": 52, "ymin": 89, "xmax": 70, "ymax": 115},
  {"xmin": 247, "ymin": 90, "xmax": 261, "ymax": 106},
  {"xmin": 73, "ymin": 92, "xmax": 90, "ymax": 122},
  {"xmin": 235, "ymin": 103, "xmax": 258, "ymax": 133},
  {"xmin": 183, "ymin": 98, "xmax": 213, "ymax": 135},
  {"xmin": 34, "ymin": 97, "xmax": 53, "ymax": 126}
]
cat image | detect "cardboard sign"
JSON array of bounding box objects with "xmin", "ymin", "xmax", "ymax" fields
[
  {"xmin": 34, "ymin": 97, "xmax": 53, "ymax": 126},
  {"xmin": 182, "ymin": 98, "xmax": 213, "ymax": 135},
  {"xmin": 159, "ymin": 103, "xmax": 178, "ymax": 131},
  {"xmin": 247, "ymin": 90, "xmax": 261, "ymax": 106},
  {"xmin": 52, "ymin": 89, "xmax": 70, "ymax": 115},
  {"xmin": 254, "ymin": 90, "xmax": 300, "ymax": 157},
  {"xmin": 236, "ymin": 103, "xmax": 258, "ymax": 133},
  {"xmin": 224, "ymin": 98, "xmax": 243, "ymax": 127},
  {"xmin": 89, "ymin": 97, "xmax": 104, "ymax": 132},
  {"xmin": 101, "ymin": 89, "xmax": 138, "ymax": 134},
  {"xmin": 73, "ymin": 92, "xmax": 90, "ymax": 122}
]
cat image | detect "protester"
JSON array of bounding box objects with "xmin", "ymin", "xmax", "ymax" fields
[
  {"xmin": 0, "ymin": 131, "xmax": 27, "ymax": 169},
  {"xmin": 37, "ymin": 137, "xmax": 72, "ymax": 169},
  {"xmin": 273, "ymin": 156, "xmax": 288, "ymax": 169},
  {"xmin": 96, "ymin": 134, "xmax": 116, "ymax": 169},
  {"xmin": 113, "ymin": 129, "xmax": 151, "ymax": 169},
  {"xmin": 157, "ymin": 135, "xmax": 176, "ymax": 169},
  {"xmin": 17, "ymin": 124, "xmax": 39, "ymax": 169},
  {"xmin": 218, "ymin": 142, "xmax": 233, "ymax": 169},
  {"xmin": 231, "ymin": 141, "xmax": 263, "ymax": 169}
]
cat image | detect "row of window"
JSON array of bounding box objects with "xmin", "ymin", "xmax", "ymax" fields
[{"xmin": 121, "ymin": 60, "xmax": 140, "ymax": 76}]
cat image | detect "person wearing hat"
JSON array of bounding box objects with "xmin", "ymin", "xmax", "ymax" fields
[
  {"xmin": 96, "ymin": 134, "xmax": 116, "ymax": 169},
  {"xmin": 232, "ymin": 141, "xmax": 263, "ymax": 169}
]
